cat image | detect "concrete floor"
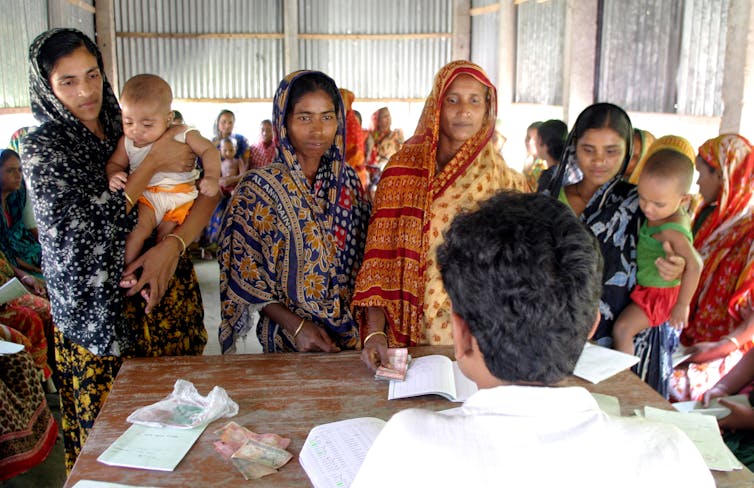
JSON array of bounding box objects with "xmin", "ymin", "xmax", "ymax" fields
[{"xmin": 2, "ymin": 259, "xmax": 260, "ymax": 487}]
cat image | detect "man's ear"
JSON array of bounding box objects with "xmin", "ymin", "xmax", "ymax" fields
[
  {"xmin": 451, "ymin": 311, "xmax": 473, "ymax": 360},
  {"xmin": 587, "ymin": 311, "xmax": 601, "ymax": 340}
]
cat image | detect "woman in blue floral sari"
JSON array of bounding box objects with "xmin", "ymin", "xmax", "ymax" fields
[
  {"xmin": 219, "ymin": 71, "xmax": 371, "ymax": 353},
  {"xmin": 539, "ymin": 103, "xmax": 684, "ymax": 396}
]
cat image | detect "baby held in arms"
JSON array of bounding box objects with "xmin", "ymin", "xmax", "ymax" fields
[
  {"xmin": 106, "ymin": 74, "xmax": 220, "ymax": 281},
  {"xmin": 612, "ymin": 136, "xmax": 702, "ymax": 355}
]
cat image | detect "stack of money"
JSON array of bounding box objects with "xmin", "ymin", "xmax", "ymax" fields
[
  {"xmin": 374, "ymin": 348, "xmax": 410, "ymax": 381},
  {"xmin": 213, "ymin": 421, "xmax": 292, "ymax": 480}
]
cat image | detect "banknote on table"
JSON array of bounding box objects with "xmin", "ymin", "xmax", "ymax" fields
[
  {"xmin": 213, "ymin": 421, "xmax": 294, "ymax": 480},
  {"xmin": 230, "ymin": 438, "xmax": 293, "ymax": 479},
  {"xmin": 374, "ymin": 348, "xmax": 410, "ymax": 381},
  {"xmin": 232, "ymin": 438, "xmax": 292, "ymax": 469},
  {"xmin": 213, "ymin": 421, "xmax": 291, "ymax": 455}
]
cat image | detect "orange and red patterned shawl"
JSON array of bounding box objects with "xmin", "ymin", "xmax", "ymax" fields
[
  {"xmin": 351, "ymin": 61, "xmax": 526, "ymax": 346},
  {"xmin": 684, "ymin": 134, "xmax": 754, "ymax": 346}
]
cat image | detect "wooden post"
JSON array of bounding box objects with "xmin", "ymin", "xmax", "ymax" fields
[
  {"xmin": 562, "ymin": 0, "xmax": 598, "ymax": 125},
  {"xmin": 94, "ymin": 0, "xmax": 118, "ymax": 91},
  {"xmin": 720, "ymin": 0, "xmax": 754, "ymax": 136},
  {"xmin": 283, "ymin": 0, "xmax": 299, "ymax": 73},
  {"xmin": 497, "ymin": 0, "xmax": 516, "ymax": 105},
  {"xmin": 453, "ymin": 0, "xmax": 471, "ymax": 60}
]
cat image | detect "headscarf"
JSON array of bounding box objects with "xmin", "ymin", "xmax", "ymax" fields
[
  {"xmin": 339, "ymin": 88, "xmax": 368, "ymax": 188},
  {"xmin": 22, "ymin": 28, "xmax": 133, "ymax": 355},
  {"xmin": 683, "ymin": 134, "xmax": 754, "ymax": 345},
  {"xmin": 352, "ymin": 60, "xmax": 526, "ymax": 346},
  {"xmin": 627, "ymin": 129, "xmax": 657, "ymax": 183},
  {"xmin": 0, "ymin": 149, "xmax": 41, "ymax": 268},
  {"xmin": 539, "ymin": 103, "xmax": 640, "ymax": 340},
  {"xmin": 219, "ymin": 70, "xmax": 370, "ymax": 353}
]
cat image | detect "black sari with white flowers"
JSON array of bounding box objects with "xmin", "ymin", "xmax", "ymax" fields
[
  {"xmin": 23, "ymin": 28, "xmax": 206, "ymax": 357},
  {"xmin": 539, "ymin": 103, "xmax": 678, "ymax": 397}
]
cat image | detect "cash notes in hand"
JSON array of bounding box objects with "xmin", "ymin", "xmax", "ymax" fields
[{"xmin": 374, "ymin": 348, "xmax": 410, "ymax": 381}]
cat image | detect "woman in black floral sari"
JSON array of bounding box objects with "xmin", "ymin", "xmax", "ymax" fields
[
  {"xmin": 22, "ymin": 28, "xmax": 211, "ymax": 472},
  {"xmin": 539, "ymin": 103, "xmax": 684, "ymax": 397}
]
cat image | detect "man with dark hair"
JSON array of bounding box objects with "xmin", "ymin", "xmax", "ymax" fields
[{"xmin": 352, "ymin": 192, "xmax": 712, "ymax": 487}]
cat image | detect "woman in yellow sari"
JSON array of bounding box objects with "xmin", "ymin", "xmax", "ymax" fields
[{"xmin": 353, "ymin": 61, "xmax": 526, "ymax": 369}]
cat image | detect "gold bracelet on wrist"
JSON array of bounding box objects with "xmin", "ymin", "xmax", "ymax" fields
[
  {"xmin": 363, "ymin": 330, "xmax": 387, "ymax": 346},
  {"xmin": 724, "ymin": 335, "xmax": 741, "ymax": 349},
  {"xmin": 164, "ymin": 233, "xmax": 187, "ymax": 255},
  {"xmin": 124, "ymin": 192, "xmax": 134, "ymax": 207},
  {"xmin": 293, "ymin": 318, "xmax": 306, "ymax": 338}
]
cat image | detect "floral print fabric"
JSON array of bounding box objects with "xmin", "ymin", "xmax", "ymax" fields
[
  {"xmin": 219, "ymin": 70, "xmax": 370, "ymax": 353},
  {"xmin": 670, "ymin": 134, "xmax": 754, "ymax": 400},
  {"xmin": 22, "ymin": 28, "xmax": 207, "ymax": 471},
  {"xmin": 352, "ymin": 61, "xmax": 527, "ymax": 347}
]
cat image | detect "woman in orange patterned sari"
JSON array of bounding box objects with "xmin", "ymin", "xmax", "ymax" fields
[
  {"xmin": 352, "ymin": 61, "xmax": 526, "ymax": 370},
  {"xmin": 340, "ymin": 89, "xmax": 368, "ymax": 190},
  {"xmin": 670, "ymin": 134, "xmax": 754, "ymax": 400}
]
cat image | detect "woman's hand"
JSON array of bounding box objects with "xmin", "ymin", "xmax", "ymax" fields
[
  {"xmin": 294, "ymin": 320, "xmax": 340, "ymax": 353},
  {"xmin": 687, "ymin": 340, "xmax": 736, "ymax": 364},
  {"xmin": 656, "ymin": 241, "xmax": 686, "ymax": 282},
  {"xmin": 120, "ymin": 236, "xmax": 182, "ymax": 313},
  {"xmin": 361, "ymin": 334, "xmax": 389, "ymax": 372},
  {"xmin": 718, "ymin": 399, "xmax": 754, "ymax": 430},
  {"xmin": 702, "ymin": 384, "xmax": 730, "ymax": 407},
  {"xmin": 148, "ymin": 126, "xmax": 197, "ymax": 173},
  {"xmin": 21, "ymin": 275, "xmax": 46, "ymax": 298}
]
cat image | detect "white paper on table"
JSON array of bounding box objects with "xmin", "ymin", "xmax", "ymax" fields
[
  {"xmin": 573, "ymin": 343, "xmax": 639, "ymax": 383},
  {"xmin": 388, "ymin": 355, "xmax": 477, "ymax": 401},
  {"xmin": 0, "ymin": 340, "xmax": 24, "ymax": 355},
  {"xmin": 73, "ymin": 481, "xmax": 159, "ymax": 488},
  {"xmin": 672, "ymin": 394, "xmax": 751, "ymax": 419},
  {"xmin": 672, "ymin": 346, "xmax": 693, "ymax": 368},
  {"xmin": 451, "ymin": 361, "xmax": 478, "ymax": 402},
  {"xmin": 644, "ymin": 406, "xmax": 743, "ymax": 471},
  {"xmin": 591, "ymin": 392, "xmax": 621, "ymax": 416},
  {"xmin": 0, "ymin": 277, "xmax": 27, "ymax": 305},
  {"xmin": 97, "ymin": 423, "xmax": 206, "ymax": 471},
  {"xmin": 299, "ymin": 417, "xmax": 386, "ymax": 488}
]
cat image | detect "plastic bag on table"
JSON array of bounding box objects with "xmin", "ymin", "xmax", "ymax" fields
[{"xmin": 127, "ymin": 379, "xmax": 238, "ymax": 429}]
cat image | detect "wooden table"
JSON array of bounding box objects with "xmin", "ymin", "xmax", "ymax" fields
[{"xmin": 65, "ymin": 347, "xmax": 754, "ymax": 487}]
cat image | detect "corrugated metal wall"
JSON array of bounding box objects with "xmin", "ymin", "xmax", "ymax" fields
[
  {"xmin": 115, "ymin": 0, "xmax": 283, "ymax": 99},
  {"xmin": 677, "ymin": 0, "xmax": 728, "ymax": 116},
  {"xmin": 48, "ymin": 0, "xmax": 95, "ymax": 39},
  {"xmin": 598, "ymin": 0, "xmax": 727, "ymax": 116},
  {"xmin": 470, "ymin": 0, "xmax": 499, "ymax": 85},
  {"xmin": 598, "ymin": 0, "xmax": 683, "ymax": 113},
  {"xmin": 0, "ymin": 0, "xmax": 48, "ymax": 109},
  {"xmin": 115, "ymin": 0, "xmax": 452, "ymax": 100},
  {"xmin": 515, "ymin": 0, "xmax": 566, "ymax": 105},
  {"xmin": 298, "ymin": 0, "xmax": 452, "ymax": 99}
]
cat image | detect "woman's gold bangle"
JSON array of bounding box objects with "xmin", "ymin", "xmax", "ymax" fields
[
  {"xmin": 363, "ymin": 330, "xmax": 387, "ymax": 346},
  {"xmin": 293, "ymin": 318, "xmax": 306, "ymax": 338},
  {"xmin": 124, "ymin": 192, "xmax": 134, "ymax": 207},
  {"xmin": 164, "ymin": 233, "xmax": 187, "ymax": 255}
]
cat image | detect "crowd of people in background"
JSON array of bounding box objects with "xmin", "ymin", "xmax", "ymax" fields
[{"xmin": 4, "ymin": 25, "xmax": 754, "ymax": 482}]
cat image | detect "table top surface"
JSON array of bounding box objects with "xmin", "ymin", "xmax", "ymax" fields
[{"xmin": 65, "ymin": 347, "xmax": 754, "ymax": 487}]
